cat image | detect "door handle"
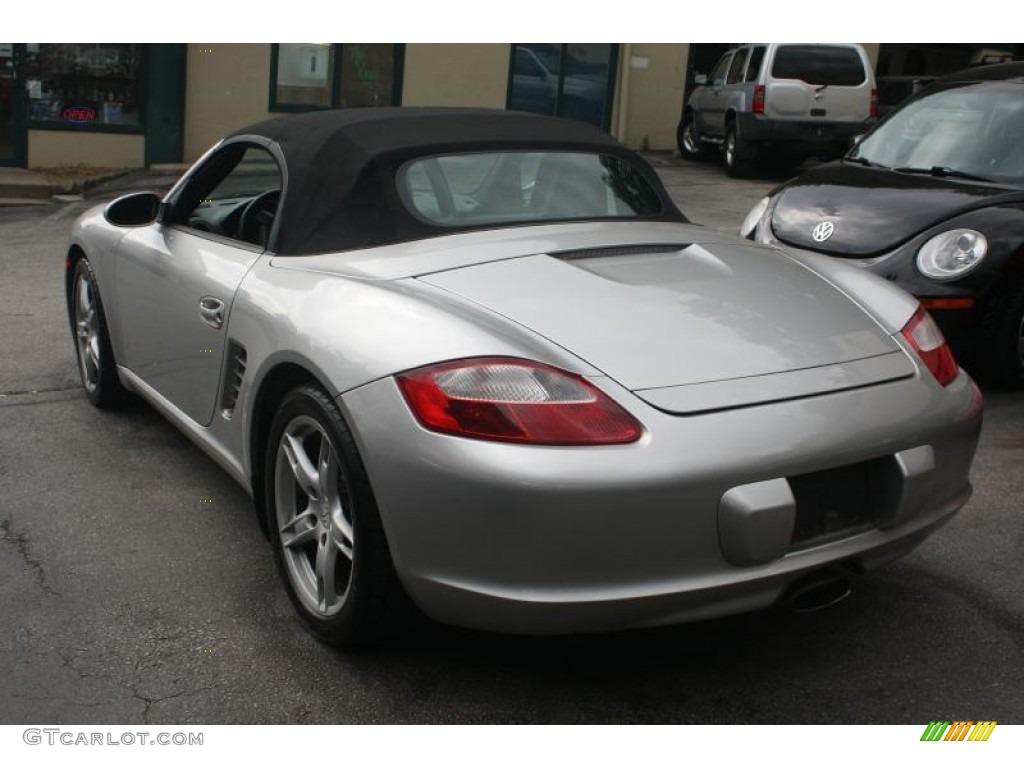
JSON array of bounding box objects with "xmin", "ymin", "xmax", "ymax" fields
[{"xmin": 198, "ymin": 296, "xmax": 225, "ymax": 329}]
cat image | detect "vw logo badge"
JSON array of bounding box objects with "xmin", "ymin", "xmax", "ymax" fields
[{"xmin": 812, "ymin": 221, "xmax": 835, "ymax": 242}]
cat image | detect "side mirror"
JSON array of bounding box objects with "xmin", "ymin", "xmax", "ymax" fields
[
  {"xmin": 103, "ymin": 191, "xmax": 162, "ymax": 227},
  {"xmin": 851, "ymin": 134, "xmax": 864, "ymax": 145},
  {"xmin": 694, "ymin": 74, "xmax": 708, "ymax": 86}
]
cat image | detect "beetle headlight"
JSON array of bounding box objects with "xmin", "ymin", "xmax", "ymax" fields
[
  {"xmin": 916, "ymin": 229, "xmax": 988, "ymax": 280},
  {"xmin": 739, "ymin": 196, "xmax": 769, "ymax": 239}
]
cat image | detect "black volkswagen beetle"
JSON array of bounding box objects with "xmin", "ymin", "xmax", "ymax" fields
[{"xmin": 743, "ymin": 62, "xmax": 1024, "ymax": 386}]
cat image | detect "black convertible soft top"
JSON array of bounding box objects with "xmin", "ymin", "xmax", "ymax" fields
[{"xmin": 228, "ymin": 107, "xmax": 686, "ymax": 255}]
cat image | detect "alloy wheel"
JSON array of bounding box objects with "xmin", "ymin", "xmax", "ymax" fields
[
  {"xmin": 274, "ymin": 415, "xmax": 354, "ymax": 618},
  {"xmin": 73, "ymin": 271, "xmax": 101, "ymax": 393}
]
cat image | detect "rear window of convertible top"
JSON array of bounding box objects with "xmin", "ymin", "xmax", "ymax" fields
[{"xmin": 398, "ymin": 151, "xmax": 664, "ymax": 227}]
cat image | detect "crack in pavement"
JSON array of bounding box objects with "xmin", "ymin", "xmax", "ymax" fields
[
  {"xmin": 132, "ymin": 687, "xmax": 214, "ymax": 725},
  {"xmin": 0, "ymin": 518, "xmax": 61, "ymax": 597},
  {"xmin": 10, "ymin": 624, "xmax": 211, "ymax": 723}
]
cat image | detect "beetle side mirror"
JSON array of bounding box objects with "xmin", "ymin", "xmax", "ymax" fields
[
  {"xmin": 694, "ymin": 74, "xmax": 708, "ymax": 86},
  {"xmin": 103, "ymin": 191, "xmax": 162, "ymax": 227}
]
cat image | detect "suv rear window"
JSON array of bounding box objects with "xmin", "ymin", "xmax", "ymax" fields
[{"xmin": 771, "ymin": 45, "xmax": 866, "ymax": 86}]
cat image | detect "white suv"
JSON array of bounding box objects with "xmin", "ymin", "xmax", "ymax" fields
[{"xmin": 678, "ymin": 43, "xmax": 878, "ymax": 176}]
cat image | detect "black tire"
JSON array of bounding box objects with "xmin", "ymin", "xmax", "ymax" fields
[
  {"xmin": 723, "ymin": 123, "xmax": 755, "ymax": 178},
  {"xmin": 985, "ymin": 280, "xmax": 1024, "ymax": 388},
  {"xmin": 69, "ymin": 257, "xmax": 127, "ymax": 409},
  {"xmin": 265, "ymin": 384, "xmax": 416, "ymax": 648},
  {"xmin": 677, "ymin": 112, "xmax": 708, "ymax": 161}
]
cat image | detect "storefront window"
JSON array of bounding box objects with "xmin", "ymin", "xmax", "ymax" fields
[
  {"xmin": 273, "ymin": 44, "xmax": 335, "ymax": 108},
  {"xmin": 508, "ymin": 44, "xmax": 617, "ymax": 130},
  {"xmin": 270, "ymin": 44, "xmax": 402, "ymax": 111},
  {"xmin": 338, "ymin": 45, "xmax": 396, "ymax": 107},
  {"xmin": 24, "ymin": 43, "xmax": 142, "ymax": 128}
]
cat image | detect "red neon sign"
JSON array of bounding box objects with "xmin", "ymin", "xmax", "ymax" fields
[{"xmin": 62, "ymin": 106, "xmax": 96, "ymax": 123}]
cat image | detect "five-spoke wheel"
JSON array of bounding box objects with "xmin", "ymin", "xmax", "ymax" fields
[
  {"xmin": 69, "ymin": 258, "xmax": 126, "ymax": 408},
  {"xmin": 274, "ymin": 414, "xmax": 355, "ymax": 617},
  {"xmin": 266, "ymin": 385, "xmax": 413, "ymax": 647}
]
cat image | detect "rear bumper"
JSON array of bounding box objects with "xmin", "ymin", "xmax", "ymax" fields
[
  {"xmin": 737, "ymin": 114, "xmax": 870, "ymax": 150},
  {"xmin": 341, "ymin": 368, "xmax": 982, "ymax": 635}
]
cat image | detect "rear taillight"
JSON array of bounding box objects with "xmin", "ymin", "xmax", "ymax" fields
[
  {"xmin": 901, "ymin": 307, "xmax": 958, "ymax": 386},
  {"xmin": 869, "ymin": 88, "xmax": 879, "ymax": 118},
  {"xmin": 396, "ymin": 357, "xmax": 643, "ymax": 445},
  {"xmin": 752, "ymin": 85, "xmax": 766, "ymax": 115}
]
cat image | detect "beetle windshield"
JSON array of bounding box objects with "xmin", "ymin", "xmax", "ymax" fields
[
  {"xmin": 398, "ymin": 151, "xmax": 664, "ymax": 227},
  {"xmin": 849, "ymin": 81, "xmax": 1024, "ymax": 186}
]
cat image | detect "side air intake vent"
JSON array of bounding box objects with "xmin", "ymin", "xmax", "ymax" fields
[
  {"xmin": 220, "ymin": 342, "xmax": 247, "ymax": 419},
  {"xmin": 552, "ymin": 244, "xmax": 689, "ymax": 261}
]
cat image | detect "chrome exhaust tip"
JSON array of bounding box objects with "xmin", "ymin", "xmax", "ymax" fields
[{"xmin": 780, "ymin": 570, "xmax": 852, "ymax": 613}]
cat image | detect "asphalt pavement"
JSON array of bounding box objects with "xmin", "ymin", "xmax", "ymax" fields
[{"xmin": 0, "ymin": 160, "xmax": 1021, "ymax": 724}]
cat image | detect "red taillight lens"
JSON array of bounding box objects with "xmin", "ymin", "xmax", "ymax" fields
[
  {"xmin": 869, "ymin": 88, "xmax": 879, "ymax": 118},
  {"xmin": 901, "ymin": 307, "xmax": 958, "ymax": 386},
  {"xmin": 396, "ymin": 357, "xmax": 643, "ymax": 445},
  {"xmin": 752, "ymin": 85, "xmax": 766, "ymax": 115}
]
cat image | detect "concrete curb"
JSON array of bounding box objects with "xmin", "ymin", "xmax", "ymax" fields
[{"xmin": 54, "ymin": 169, "xmax": 139, "ymax": 195}]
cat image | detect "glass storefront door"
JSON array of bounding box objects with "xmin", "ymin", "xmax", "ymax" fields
[
  {"xmin": 508, "ymin": 44, "xmax": 618, "ymax": 131},
  {"xmin": 0, "ymin": 44, "xmax": 25, "ymax": 166}
]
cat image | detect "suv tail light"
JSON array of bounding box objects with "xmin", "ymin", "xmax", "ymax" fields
[
  {"xmin": 901, "ymin": 308, "xmax": 958, "ymax": 386},
  {"xmin": 752, "ymin": 85, "xmax": 766, "ymax": 115},
  {"xmin": 396, "ymin": 357, "xmax": 643, "ymax": 445},
  {"xmin": 869, "ymin": 88, "xmax": 879, "ymax": 118}
]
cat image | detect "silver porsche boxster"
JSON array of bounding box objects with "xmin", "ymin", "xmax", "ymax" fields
[{"xmin": 66, "ymin": 107, "xmax": 982, "ymax": 647}]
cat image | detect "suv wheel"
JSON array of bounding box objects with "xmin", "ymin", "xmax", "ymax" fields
[
  {"xmin": 677, "ymin": 113, "xmax": 708, "ymax": 161},
  {"xmin": 724, "ymin": 123, "xmax": 755, "ymax": 178}
]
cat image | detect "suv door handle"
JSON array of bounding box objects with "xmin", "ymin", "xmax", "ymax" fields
[{"xmin": 198, "ymin": 296, "xmax": 225, "ymax": 329}]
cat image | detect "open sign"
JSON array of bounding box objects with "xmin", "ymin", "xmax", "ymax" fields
[{"xmin": 63, "ymin": 106, "xmax": 96, "ymax": 123}]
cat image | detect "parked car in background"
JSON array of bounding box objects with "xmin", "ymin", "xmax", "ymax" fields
[
  {"xmin": 67, "ymin": 108, "xmax": 981, "ymax": 649},
  {"xmin": 743, "ymin": 62, "xmax": 1024, "ymax": 386},
  {"xmin": 679, "ymin": 43, "xmax": 878, "ymax": 177}
]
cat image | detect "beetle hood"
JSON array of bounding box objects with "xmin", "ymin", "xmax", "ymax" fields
[{"xmin": 769, "ymin": 164, "xmax": 1024, "ymax": 257}]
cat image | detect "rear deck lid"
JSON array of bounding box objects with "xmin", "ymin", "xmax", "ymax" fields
[{"xmin": 420, "ymin": 242, "xmax": 908, "ymax": 411}]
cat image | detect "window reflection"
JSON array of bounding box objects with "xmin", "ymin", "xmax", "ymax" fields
[{"xmin": 508, "ymin": 44, "xmax": 615, "ymax": 129}]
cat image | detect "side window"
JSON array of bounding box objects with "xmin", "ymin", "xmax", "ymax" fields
[
  {"xmin": 515, "ymin": 49, "xmax": 545, "ymax": 79},
  {"xmin": 170, "ymin": 145, "xmax": 282, "ymax": 248},
  {"xmin": 744, "ymin": 46, "xmax": 766, "ymax": 82},
  {"xmin": 726, "ymin": 49, "xmax": 749, "ymax": 85},
  {"xmin": 709, "ymin": 54, "xmax": 732, "ymax": 85}
]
